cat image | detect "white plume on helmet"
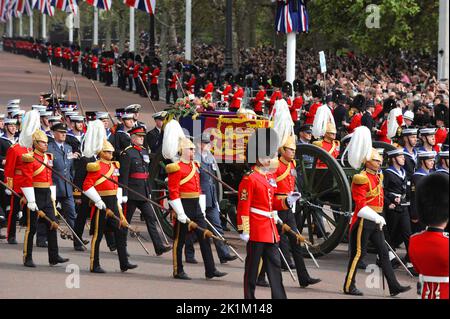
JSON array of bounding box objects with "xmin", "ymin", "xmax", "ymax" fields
[
  {"xmin": 82, "ymin": 120, "xmax": 106, "ymax": 158},
  {"xmin": 312, "ymin": 104, "xmax": 335, "ymax": 139},
  {"xmin": 162, "ymin": 119, "xmax": 187, "ymax": 161},
  {"xmin": 271, "ymin": 99, "xmax": 294, "ymax": 149},
  {"xmin": 387, "ymin": 107, "xmax": 403, "ymax": 139},
  {"xmin": 341, "ymin": 126, "xmax": 373, "ymax": 169},
  {"xmin": 19, "ymin": 110, "xmax": 41, "ymax": 148}
]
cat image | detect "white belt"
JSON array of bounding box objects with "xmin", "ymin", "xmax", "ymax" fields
[
  {"xmin": 420, "ymin": 275, "xmax": 449, "ymax": 283},
  {"xmin": 250, "ymin": 207, "xmax": 274, "ymax": 218}
]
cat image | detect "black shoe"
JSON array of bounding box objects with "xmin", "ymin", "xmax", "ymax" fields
[
  {"xmin": 300, "ymin": 277, "xmax": 321, "ymax": 288},
  {"xmin": 74, "ymin": 246, "xmax": 85, "ymax": 252},
  {"xmin": 174, "ymin": 272, "xmax": 191, "ymax": 280},
  {"xmin": 206, "ymin": 270, "xmax": 228, "ymax": 279},
  {"xmin": 8, "ymin": 237, "xmax": 17, "ymax": 245},
  {"xmin": 109, "ymin": 245, "xmax": 117, "ymax": 252},
  {"xmin": 220, "ymin": 255, "xmax": 238, "ymax": 264},
  {"xmin": 37, "ymin": 242, "xmax": 48, "ymax": 248},
  {"xmin": 186, "ymin": 257, "xmax": 198, "ymax": 264},
  {"xmin": 121, "ymin": 262, "xmax": 138, "ymax": 272},
  {"xmin": 82, "ymin": 239, "xmax": 90, "ymax": 245},
  {"xmin": 156, "ymin": 245, "xmax": 172, "ymax": 256},
  {"xmin": 24, "ymin": 259, "xmax": 36, "ymax": 268},
  {"xmin": 344, "ymin": 287, "xmax": 364, "ymax": 296},
  {"xmin": 390, "ymin": 285, "xmax": 411, "ymax": 297},
  {"xmin": 50, "ymin": 256, "xmax": 69, "ymax": 266},
  {"xmin": 91, "ymin": 266, "xmax": 106, "ymax": 273},
  {"xmin": 256, "ymin": 279, "xmax": 270, "ymax": 287}
]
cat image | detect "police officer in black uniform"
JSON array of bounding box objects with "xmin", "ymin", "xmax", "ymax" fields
[
  {"xmin": 119, "ymin": 125, "xmax": 171, "ymax": 255},
  {"xmin": 146, "ymin": 111, "xmax": 165, "ymax": 154}
]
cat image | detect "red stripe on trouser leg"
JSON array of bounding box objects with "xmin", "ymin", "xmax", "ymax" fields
[{"xmin": 6, "ymin": 196, "xmax": 14, "ymax": 240}]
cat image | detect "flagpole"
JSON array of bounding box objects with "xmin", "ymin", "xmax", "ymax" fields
[
  {"xmin": 29, "ymin": 11, "xmax": 33, "ymax": 37},
  {"xmin": 19, "ymin": 15, "xmax": 23, "ymax": 36},
  {"xmin": 185, "ymin": 0, "xmax": 192, "ymax": 62},
  {"xmin": 93, "ymin": 7, "xmax": 98, "ymax": 46},
  {"xmin": 438, "ymin": 0, "xmax": 449, "ymax": 80},
  {"xmin": 8, "ymin": 16, "xmax": 13, "ymax": 37},
  {"xmin": 129, "ymin": 7, "xmax": 135, "ymax": 52},
  {"xmin": 42, "ymin": 13, "xmax": 46, "ymax": 40},
  {"xmin": 286, "ymin": 32, "xmax": 296, "ymax": 97},
  {"xmin": 68, "ymin": 13, "xmax": 74, "ymax": 44}
]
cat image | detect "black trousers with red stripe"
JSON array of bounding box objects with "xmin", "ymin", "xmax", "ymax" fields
[
  {"xmin": 7, "ymin": 195, "xmax": 21, "ymax": 240},
  {"xmin": 89, "ymin": 196, "xmax": 128, "ymax": 271},
  {"xmin": 172, "ymin": 198, "xmax": 216, "ymax": 277},
  {"xmin": 244, "ymin": 241, "xmax": 287, "ymax": 299},
  {"xmin": 23, "ymin": 188, "xmax": 59, "ymax": 263},
  {"xmin": 343, "ymin": 218, "xmax": 402, "ymax": 294}
]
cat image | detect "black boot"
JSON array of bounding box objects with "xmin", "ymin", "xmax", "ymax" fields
[{"xmin": 24, "ymin": 259, "xmax": 36, "ymax": 268}]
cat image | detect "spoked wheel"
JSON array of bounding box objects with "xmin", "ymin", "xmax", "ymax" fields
[
  {"xmin": 295, "ymin": 144, "xmax": 352, "ymax": 257},
  {"xmin": 147, "ymin": 151, "xmax": 225, "ymax": 239}
]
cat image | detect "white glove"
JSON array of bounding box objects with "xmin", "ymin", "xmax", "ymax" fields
[
  {"xmin": 117, "ymin": 188, "xmax": 127, "ymax": 204},
  {"xmin": 95, "ymin": 200, "xmax": 106, "ymax": 210},
  {"xmin": 287, "ymin": 192, "xmax": 301, "ymax": 207},
  {"xmin": 5, "ymin": 188, "xmax": 12, "ymax": 196},
  {"xmin": 273, "ymin": 211, "xmax": 283, "ymax": 225},
  {"xmin": 199, "ymin": 194, "xmax": 206, "ymax": 217},
  {"xmin": 84, "ymin": 187, "xmax": 105, "ymax": 210},
  {"xmin": 22, "ymin": 187, "xmax": 38, "ymax": 211},
  {"xmin": 122, "ymin": 196, "xmax": 128, "ymax": 204},
  {"xmin": 358, "ymin": 206, "xmax": 385, "ymax": 226},
  {"xmin": 240, "ymin": 233, "xmax": 250, "ymax": 242},
  {"xmin": 50, "ymin": 185, "xmax": 56, "ymax": 201},
  {"xmin": 169, "ymin": 198, "xmax": 188, "ymax": 224}
]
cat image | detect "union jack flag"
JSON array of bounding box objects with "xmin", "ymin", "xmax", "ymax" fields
[
  {"xmin": 24, "ymin": 0, "xmax": 36, "ymax": 15},
  {"xmin": 50, "ymin": 0, "xmax": 78, "ymax": 15},
  {"xmin": 0, "ymin": 0, "xmax": 9, "ymax": 22},
  {"xmin": 123, "ymin": 0, "xmax": 156, "ymax": 15},
  {"xmin": 85, "ymin": 0, "xmax": 111, "ymax": 10},
  {"xmin": 34, "ymin": 0, "xmax": 54, "ymax": 16},
  {"xmin": 275, "ymin": 0, "xmax": 308, "ymax": 34},
  {"xmin": 3, "ymin": 0, "xmax": 22, "ymax": 19}
]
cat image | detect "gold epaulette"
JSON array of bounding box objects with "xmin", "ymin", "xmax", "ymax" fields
[
  {"xmin": 120, "ymin": 145, "xmax": 133, "ymax": 155},
  {"xmin": 22, "ymin": 153, "xmax": 34, "ymax": 163},
  {"xmin": 46, "ymin": 153, "xmax": 54, "ymax": 160},
  {"xmin": 194, "ymin": 160, "xmax": 200, "ymax": 167},
  {"xmin": 312, "ymin": 140, "xmax": 323, "ymax": 147},
  {"xmin": 292, "ymin": 159, "xmax": 297, "ymax": 167},
  {"xmin": 114, "ymin": 161, "xmax": 120, "ymax": 169},
  {"xmin": 352, "ymin": 173, "xmax": 369, "ymax": 185},
  {"xmin": 333, "ymin": 140, "xmax": 341, "ymax": 147},
  {"xmin": 165, "ymin": 162, "xmax": 180, "ymax": 174},
  {"xmin": 86, "ymin": 161, "xmax": 101, "ymax": 172}
]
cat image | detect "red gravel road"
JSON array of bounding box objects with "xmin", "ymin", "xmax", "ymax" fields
[{"xmin": 0, "ymin": 51, "xmax": 166, "ymax": 125}]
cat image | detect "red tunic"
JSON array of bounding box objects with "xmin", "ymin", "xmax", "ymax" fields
[
  {"xmin": 186, "ymin": 75, "xmax": 196, "ymax": 92},
  {"xmin": 269, "ymin": 90, "xmax": 282, "ymax": 114},
  {"xmin": 169, "ymin": 74, "xmax": 179, "ymax": 89},
  {"xmin": 349, "ymin": 170, "xmax": 384, "ymax": 230},
  {"xmin": 305, "ymin": 102, "xmax": 321, "ymax": 125},
  {"xmin": 275, "ymin": 158, "xmax": 296, "ymax": 195},
  {"xmin": 141, "ymin": 66, "xmax": 151, "ymax": 82},
  {"xmin": 410, "ymin": 229, "xmax": 449, "ymax": 299},
  {"xmin": 237, "ymin": 166, "xmax": 288, "ymax": 243},
  {"xmin": 133, "ymin": 64, "xmax": 141, "ymax": 79},
  {"xmin": 21, "ymin": 151, "xmax": 53, "ymax": 188},
  {"xmin": 3, "ymin": 144, "xmax": 30, "ymax": 194},
  {"xmin": 221, "ymin": 85, "xmax": 232, "ymax": 102},
  {"xmin": 82, "ymin": 160, "xmax": 119, "ymax": 194},
  {"xmin": 436, "ymin": 127, "xmax": 448, "ymax": 146},
  {"xmin": 290, "ymin": 96, "xmax": 303, "ymax": 122},
  {"xmin": 253, "ymin": 89, "xmax": 266, "ymax": 113},
  {"xmin": 348, "ymin": 113, "xmax": 362, "ymax": 134},
  {"xmin": 376, "ymin": 120, "xmax": 391, "ymax": 144},
  {"xmin": 72, "ymin": 50, "xmax": 80, "ymax": 63},
  {"xmin": 166, "ymin": 160, "xmax": 201, "ymax": 200},
  {"xmin": 203, "ymin": 83, "xmax": 214, "ymax": 101},
  {"xmin": 313, "ymin": 140, "xmax": 340, "ymax": 168},
  {"xmin": 230, "ymin": 87, "xmax": 244, "ymax": 110},
  {"xmin": 91, "ymin": 56, "xmax": 98, "ymax": 69},
  {"xmin": 151, "ymin": 68, "xmax": 160, "ymax": 85}
]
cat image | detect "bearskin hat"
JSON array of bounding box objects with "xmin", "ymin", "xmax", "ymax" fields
[
  {"xmin": 282, "ymin": 81, "xmax": 293, "ymax": 96},
  {"xmin": 271, "ymin": 74, "xmax": 282, "ymax": 88},
  {"xmin": 234, "ymin": 73, "xmax": 244, "ymax": 86},
  {"xmin": 415, "ymin": 173, "xmax": 449, "ymax": 226},
  {"xmin": 224, "ymin": 72, "xmax": 233, "ymax": 83},
  {"xmin": 383, "ymin": 98, "xmax": 397, "ymax": 114},
  {"xmin": 351, "ymin": 94, "xmax": 366, "ymax": 112},
  {"xmin": 293, "ymin": 79, "xmax": 304, "ymax": 93},
  {"xmin": 135, "ymin": 54, "xmax": 142, "ymax": 63},
  {"xmin": 312, "ymin": 85, "xmax": 323, "ymax": 99},
  {"xmin": 246, "ymin": 128, "xmax": 279, "ymax": 164}
]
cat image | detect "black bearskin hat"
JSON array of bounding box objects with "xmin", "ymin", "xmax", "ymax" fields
[
  {"xmin": 293, "ymin": 79, "xmax": 304, "ymax": 93},
  {"xmin": 383, "ymin": 98, "xmax": 397, "ymax": 114},
  {"xmin": 246, "ymin": 128, "xmax": 279, "ymax": 164},
  {"xmin": 351, "ymin": 94, "xmax": 366, "ymax": 112},
  {"xmin": 224, "ymin": 72, "xmax": 233, "ymax": 83},
  {"xmin": 312, "ymin": 85, "xmax": 323, "ymax": 99},
  {"xmin": 271, "ymin": 74, "xmax": 282, "ymax": 88},
  {"xmin": 282, "ymin": 81, "xmax": 293, "ymax": 96},
  {"xmin": 415, "ymin": 174, "xmax": 449, "ymax": 226}
]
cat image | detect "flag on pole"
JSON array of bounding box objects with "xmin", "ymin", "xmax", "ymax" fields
[
  {"xmin": 85, "ymin": 0, "xmax": 111, "ymax": 10},
  {"xmin": 50, "ymin": 0, "xmax": 78, "ymax": 15},
  {"xmin": 123, "ymin": 0, "xmax": 156, "ymax": 15},
  {"xmin": 0, "ymin": 0, "xmax": 9, "ymax": 22},
  {"xmin": 275, "ymin": 0, "xmax": 308, "ymax": 34},
  {"xmin": 35, "ymin": 0, "xmax": 54, "ymax": 16},
  {"xmin": 24, "ymin": 0, "xmax": 36, "ymax": 15}
]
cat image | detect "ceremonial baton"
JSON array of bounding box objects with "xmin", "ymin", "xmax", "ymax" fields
[
  {"xmin": 90, "ymin": 80, "xmax": 116, "ymax": 125},
  {"xmin": 384, "ymin": 239, "xmax": 414, "ymax": 277},
  {"xmin": 100, "ymin": 174, "xmax": 169, "ymax": 245},
  {"xmin": 137, "ymin": 75, "xmax": 158, "ymax": 113},
  {"xmin": 278, "ymin": 247, "xmax": 297, "ymax": 282},
  {"xmin": 73, "ymin": 77, "xmax": 86, "ymax": 114},
  {"xmin": 204, "ymin": 217, "xmax": 244, "ymax": 262}
]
